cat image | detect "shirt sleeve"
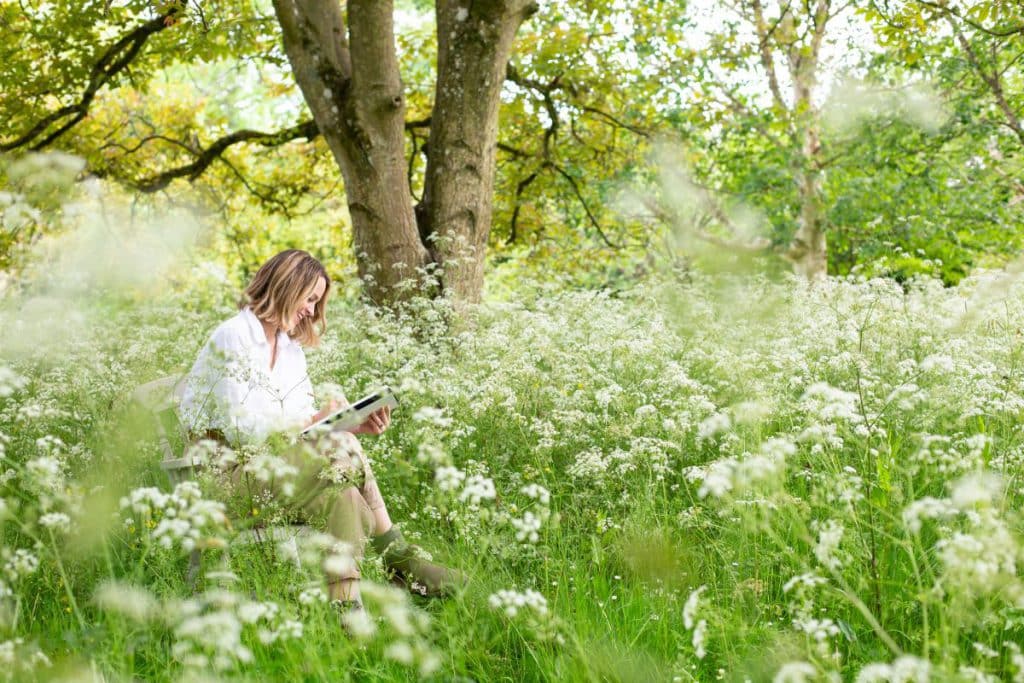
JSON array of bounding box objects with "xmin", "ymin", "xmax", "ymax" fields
[{"xmin": 180, "ymin": 325, "xmax": 276, "ymax": 445}]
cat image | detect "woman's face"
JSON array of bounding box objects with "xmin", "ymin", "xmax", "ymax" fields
[{"xmin": 287, "ymin": 276, "xmax": 326, "ymax": 332}]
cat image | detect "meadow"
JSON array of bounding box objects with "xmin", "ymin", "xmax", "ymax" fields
[{"xmin": 1, "ymin": 266, "xmax": 1024, "ymax": 682}]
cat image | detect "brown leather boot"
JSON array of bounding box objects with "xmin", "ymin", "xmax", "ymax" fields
[{"xmin": 371, "ymin": 526, "xmax": 465, "ymax": 598}]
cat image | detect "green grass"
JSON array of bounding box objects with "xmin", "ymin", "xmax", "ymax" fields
[{"xmin": 2, "ymin": 272, "xmax": 1024, "ymax": 681}]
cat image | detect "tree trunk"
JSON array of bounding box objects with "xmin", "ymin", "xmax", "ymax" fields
[
  {"xmin": 418, "ymin": 0, "xmax": 538, "ymax": 302},
  {"xmin": 785, "ymin": 124, "xmax": 828, "ymax": 279},
  {"xmin": 272, "ymin": 0, "xmax": 430, "ymax": 304},
  {"xmin": 272, "ymin": 0, "xmax": 535, "ymax": 305},
  {"xmin": 782, "ymin": 0, "xmax": 829, "ymax": 280}
]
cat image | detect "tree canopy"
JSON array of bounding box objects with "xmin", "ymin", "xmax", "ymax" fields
[{"xmin": 1, "ymin": 0, "xmax": 1022, "ymax": 295}]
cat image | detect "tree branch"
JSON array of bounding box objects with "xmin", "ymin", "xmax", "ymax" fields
[
  {"xmin": 914, "ymin": 0, "xmax": 1024, "ymax": 38},
  {"xmin": 950, "ymin": 17, "xmax": 1024, "ymax": 146},
  {"xmin": 579, "ymin": 105, "xmax": 651, "ymax": 137},
  {"xmin": 497, "ymin": 142, "xmax": 533, "ymax": 158},
  {"xmin": 110, "ymin": 119, "xmax": 320, "ymax": 193},
  {"xmin": 749, "ymin": 0, "xmax": 789, "ymax": 110},
  {"xmin": 550, "ymin": 162, "xmax": 619, "ymax": 248},
  {"xmin": 507, "ymin": 170, "xmax": 539, "ymax": 245},
  {"xmin": 0, "ymin": 4, "xmax": 184, "ymax": 152},
  {"xmin": 405, "ymin": 117, "xmax": 432, "ymax": 130}
]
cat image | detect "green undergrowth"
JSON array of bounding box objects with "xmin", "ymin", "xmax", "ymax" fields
[{"xmin": 2, "ymin": 271, "xmax": 1024, "ymax": 681}]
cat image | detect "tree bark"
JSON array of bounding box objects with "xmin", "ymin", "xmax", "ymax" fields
[
  {"xmin": 781, "ymin": 0, "xmax": 829, "ymax": 280},
  {"xmin": 786, "ymin": 123, "xmax": 828, "ymax": 279},
  {"xmin": 272, "ymin": 0, "xmax": 430, "ymax": 304},
  {"xmin": 418, "ymin": 0, "xmax": 538, "ymax": 302},
  {"xmin": 272, "ymin": 0, "xmax": 536, "ymax": 305}
]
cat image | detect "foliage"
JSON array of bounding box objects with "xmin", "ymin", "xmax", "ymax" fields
[
  {"xmin": 4, "ymin": 170, "xmax": 1024, "ymax": 676},
  {"xmin": 3, "ymin": 0, "xmax": 1024, "ymax": 285}
]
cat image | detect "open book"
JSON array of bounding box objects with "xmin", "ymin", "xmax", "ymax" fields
[{"xmin": 301, "ymin": 387, "xmax": 399, "ymax": 436}]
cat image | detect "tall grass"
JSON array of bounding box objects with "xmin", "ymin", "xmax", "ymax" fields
[{"xmin": 1, "ymin": 267, "xmax": 1023, "ymax": 682}]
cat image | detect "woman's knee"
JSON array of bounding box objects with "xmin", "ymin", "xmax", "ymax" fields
[{"xmin": 326, "ymin": 486, "xmax": 376, "ymax": 536}]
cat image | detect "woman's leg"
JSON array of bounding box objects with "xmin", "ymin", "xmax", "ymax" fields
[
  {"xmin": 325, "ymin": 429, "xmax": 394, "ymax": 533},
  {"xmin": 304, "ymin": 485, "xmax": 375, "ymax": 603},
  {"xmin": 230, "ymin": 440, "xmax": 375, "ymax": 603},
  {"xmin": 359, "ymin": 458, "xmax": 393, "ymax": 534},
  {"xmin": 324, "ymin": 433, "xmax": 466, "ymax": 598}
]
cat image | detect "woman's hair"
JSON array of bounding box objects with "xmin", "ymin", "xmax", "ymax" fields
[{"xmin": 243, "ymin": 249, "xmax": 330, "ymax": 347}]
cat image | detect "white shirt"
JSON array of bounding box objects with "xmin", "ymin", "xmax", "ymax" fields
[{"xmin": 179, "ymin": 307, "xmax": 315, "ymax": 445}]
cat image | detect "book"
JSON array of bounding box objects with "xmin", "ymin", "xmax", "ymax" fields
[{"xmin": 301, "ymin": 387, "xmax": 399, "ymax": 435}]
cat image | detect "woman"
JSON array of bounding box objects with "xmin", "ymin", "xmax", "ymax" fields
[{"xmin": 179, "ymin": 249, "xmax": 461, "ymax": 609}]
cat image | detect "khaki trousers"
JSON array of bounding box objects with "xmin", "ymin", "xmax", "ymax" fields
[{"xmin": 228, "ymin": 431, "xmax": 386, "ymax": 582}]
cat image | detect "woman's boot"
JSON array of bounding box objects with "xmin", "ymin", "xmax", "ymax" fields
[{"xmin": 371, "ymin": 526, "xmax": 465, "ymax": 598}]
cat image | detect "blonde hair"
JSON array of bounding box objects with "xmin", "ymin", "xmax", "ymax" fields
[{"xmin": 243, "ymin": 250, "xmax": 330, "ymax": 347}]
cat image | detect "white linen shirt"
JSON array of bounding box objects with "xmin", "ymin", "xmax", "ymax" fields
[{"xmin": 179, "ymin": 307, "xmax": 315, "ymax": 445}]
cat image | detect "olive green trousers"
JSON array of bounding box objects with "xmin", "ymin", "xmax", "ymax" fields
[{"xmin": 228, "ymin": 431, "xmax": 386, "ymax": 582}]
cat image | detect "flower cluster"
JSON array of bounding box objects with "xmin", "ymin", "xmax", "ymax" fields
[
  {"xmin": 120, "ymin": 481, "xmax": 229, "ymax": 553},
  {"xmin": 341, "ymin": 581, "xmax": 439, "ymax": 677},
  {"xmin": 168, "ymin": 589, "xmax": 303, "ymax": 672},
  {"xmin": 682, "ymin": 585, "xmax": 708, "ymax": 659}
]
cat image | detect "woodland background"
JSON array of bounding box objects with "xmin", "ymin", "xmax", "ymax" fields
[{"xmin": 2, "ymin": 1, "xmax": 1024, "ymax": 682}]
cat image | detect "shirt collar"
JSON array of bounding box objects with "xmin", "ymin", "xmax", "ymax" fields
[{"xmin": 240, "ymin": 307, "xmax": 296, "ymax": 349}]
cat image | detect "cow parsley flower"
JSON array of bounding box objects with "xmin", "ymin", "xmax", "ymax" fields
[
  {"xmin": 488, "ymin": 589, "xmax": 549, "ymax": 618},
  {"xmin": 459, "ymin": 474, "xmax": 496, "ymax": 506},
  {"xmin": 773, "ymin": 661, "xmax": 818, "ymax": 683},
  {"xmin": 683, "ymin": 585, "xmax": 706, "ymax": 630},
  {"xmin": 38, "ymin": 512, "xmax": 71, "ymax": 533},
  {"xmin": 813, "ymin": 519, "xmax": 845, "ymax": 571},
  {"xmin": 855, "ymin": 655, "xmax": 932, "ymax": 683}
]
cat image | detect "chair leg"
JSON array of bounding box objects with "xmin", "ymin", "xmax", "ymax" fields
[
  {"xmin": 186, "ymin": 548, "xmax": 202, "ymax": 590},
  {"xmin": 283, "ymin": 535, "xmax": 302, "ymax": 571}
]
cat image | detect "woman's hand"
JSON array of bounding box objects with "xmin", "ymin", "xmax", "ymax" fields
[
  {"xmin": 308, "ymin": 398, "xmax": 345, "ymax": 428},
  {"xmin": 350, "ymin": 405, "xmax": 391, "ymax": 436}
]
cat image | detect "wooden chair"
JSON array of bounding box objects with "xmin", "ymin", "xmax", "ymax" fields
[
  {"xmin": 133, "ymin": 375, "xmax": 313, "ymax": 586},
  {"xmin": 132, "ymin": 375, "xmax": 195, "ymax": 483}
]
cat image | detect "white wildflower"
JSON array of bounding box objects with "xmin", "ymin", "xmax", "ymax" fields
[
  {"xmin": 26, "ymin": 456, "xmax": 63, "ymax": 491},
  {"xmin": 692, "ymin": 618, "xmax": 708, "ymax": 659},
  {"xmin": 417, "ymin": 441, "xmax": 446, "ymax": 465},
  {"xmin": 919, "ymin": 354, "xmax": 954, "ymax": 373},
  {"xmin": 298, "ymin": 586, "xmax": 326, "ymax": 606},
  {"xmin": 813, "ymin": 519, "xmax": 845, "ymax": 571},
  {"xmin": 698, "ymin": 412, "xmax": 731, "ymax": 441},
  {"xmin": 38, "ymin": 512, "xmax": 71, "ymax": 533},
  {"xmin": 957, "ymin": 665, "xmax": 999, "ymax": 683},
  {"xmin": 697, "ymin": 458, "xmax": 736, "ymax": 499},
  {"xmin": 0, "ymin": 366, "xmax": 28, "ymax": 397},
  {"xmin": 4, "ymin": 549, "xmax": 39, "ymax": 582},
  {"xmin": 950, "ymin": 471, "xmax": 1002, "ymax": 510},
  {"xmin": 683, "ymin": 585, "xmax": 706, "ymax": 630},
  {"xmin": 520, "ymin": 483, "xmax": 551, "ymax": 505},
  {"xmin": 782, "ymin": 573, "xmax": 828, "ymax": 594},
  {"xmin": 773, "ymin": 661, "xmax": 818, "ymax": 683},
  {"xmin": 511, "ymin": 511, "xmax": 543, "ymax": 543},
  {"xmin": 94, "ymin": 580, "xmax": 159, "ymax": 623},
  {"xmin": 412, "ymin": 406, "xmax": 453, "ymax": 428},
  {"xmin": 855, "ymin": 655, "xmax": 932, "ymax": 682},
  {"xmin": 793, "ymin": 616, "xmax": 840, "ymax": 642},
  {"xmin": 323, "ymin": 543, "xmax": 356, "ymax": 578},
  {"xmin": 801, "ymin": 382, "xmax": 863, "ymax": 423},
  {"xmin": 902, "ymin": 496, "xmax": 957, "ymax": 534},
  {"xmin": 488, "ymin": 588, "xmax": 549, "ymax": 618},
  {"xmin": 459, "ymin": 474, "xmax": 496, "ymax": 506},
  {"xmin": 434, "ymin": 465, "xmax": 466, "ymax": 492}
]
